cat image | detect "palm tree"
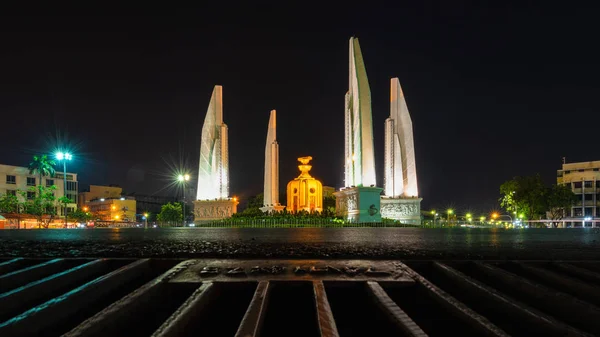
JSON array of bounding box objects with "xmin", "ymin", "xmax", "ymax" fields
[{"xmin": 28, "ymin": 155, "xmax": 56, "ymax": 187}]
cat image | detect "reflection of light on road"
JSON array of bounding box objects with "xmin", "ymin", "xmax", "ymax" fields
[
  {"xmin": 512, "ymin": 228, "xmax": 524, "ymax": 249},
  {"xmin": 489, "ymin": 228, "xmax": 499, "ymax": 248},
  {"xmin": 465, "ymin": 229, "xmax": 472, "ymax": 247},
  {"xmin": 109, "ymin": 228, "xmax": 123, "ymax": 241}
]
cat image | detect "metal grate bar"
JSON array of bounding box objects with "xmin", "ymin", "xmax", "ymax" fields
[
  {"xmin": 432, "ymin": 261, "xmax": 589, "ymax": 336},
  {"xmin": 0, "ymin": 259, "xmax": 150, "ymax": 337},
  {"xmin": 152, "ymin": 282, "xmax": 216, "ymax": 337},
  {"xmin": 508, "ymin": 261, "xmax": 600, "ymax": 306},
  {"xmin": 553, "ymin": 262, "xmax": 600, "ymax": 284},
  {"xmin": 235, "ymin": 281, "xmax": 270, "ymax": 337},
  {"xmin": 0, "ymin": 259, "xmax": 106, "ymax": 321},
  {"xmin": 396, "ymin": 262, "xmax": 509, "ymax": 337},
  {"xmin": 473, "ymin": 261, "xmax": 600, "ymax": 335},
  {"xmin": 0, "ymin": 258, "xmax": 65, "ymax": 292},
  {"xmin": 313, "ymin": 281, "xmax": 340, "ymax": 337},
  {"xmin": 0, "ymin": 258, "xmax": 25, "ymax": 275},
  {"xmin": 2, "ymin": 259, "xmax": 600, "ymax": 336},
  {"xmin": 63, "ymin": 260, "xmax": 193, "ymax": 337},
  {"xmin": 366, "ymin": 281, "xmax": 428, "ymax": 337}
]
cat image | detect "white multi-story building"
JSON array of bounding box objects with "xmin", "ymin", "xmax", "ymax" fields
[
  {"xmin": 0, "ymin": 163, "xmax": 78, "ymax": 216},
  {"xmin": 557, "ymin": 160, "xmax": 600, "ymax": 222}
]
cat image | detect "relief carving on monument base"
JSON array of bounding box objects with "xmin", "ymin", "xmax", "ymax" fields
[
  {"xmin": 380, "ymin": 197, "xmax": 422, "ymax": 226},
  {"xmin": 194, "ymin": 199, "xmax": 239, "ymax": 222}
]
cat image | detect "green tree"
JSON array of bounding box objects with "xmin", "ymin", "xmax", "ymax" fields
[
  {"xmin": 0, "ymin": 193, "xmax": 22, "ymax": 213},
  {"xmin": 323, "ymin": 195, "xmax": 336, "ymax": 215},
  {"xmin": 157, "ymin": 202, "xmax": 182, "ymax": 226},
  {"xmin": 23, "ymin": 185, "xmax": 58, "ymax": 228},
  {"xmin": 500, "ymin": 174, "xmax": 546, "ymax": 220},
  {"xmin": 70, "ymin": 208, "xmax": 93, "ymax": 223},
  {"xmin": 28, "ymin": 155, "xmax": 56, "ymax": 187},
  {"xmin": 546, "ymin": 184, "xmax": 577, "ymax": 224}
]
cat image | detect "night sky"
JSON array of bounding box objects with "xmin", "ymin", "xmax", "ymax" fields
[{"xmin": 1, "ymin": 4, "xmax": 598, "ymax": 214}]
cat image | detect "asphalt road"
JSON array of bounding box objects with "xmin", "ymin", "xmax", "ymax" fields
[{"xmin": 1, "ymin": 227, "xmax": 599, "ymax": 259}]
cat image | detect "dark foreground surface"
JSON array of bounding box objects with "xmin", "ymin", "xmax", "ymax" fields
[{"xmin": 1, "ymin": 227, "xmax": 599, "ymax": 259}]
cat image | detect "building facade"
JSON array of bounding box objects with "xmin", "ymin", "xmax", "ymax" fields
[
  {"xmin": 79, "ymin": 185, "xmax": 136, "ymax": 222},
  {"xmin": 557, "ymin": 160, "xmax": 600, "ymax": 220},
  {"xmin": 0, "ymin": 163, "xmax": 78, "ymax": 216},
  {"xmin": 83, "ymin": 197, "xmax": 136, "ymax": 222}
]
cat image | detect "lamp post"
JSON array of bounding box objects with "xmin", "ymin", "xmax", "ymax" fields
[
  {"xmin": 144, "ymin": 213, "xmax": 148, "ymax": 229},
  {"xmin": 447, "ymin": 209, "xmax": 453, "ymax": 225},
  {"xmin": 177, "ymin": 174, "xmax": 190, "ymax": 226},
  {"xmin": 430, "ymin": 210, "xmax": 436, "ymax": 228},
  {"xmin": 55, "ymin": 152, "xmax": 72, "ymax": 227}
]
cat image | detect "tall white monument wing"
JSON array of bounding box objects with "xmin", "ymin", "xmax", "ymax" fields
[
  {"xmin": 385, "ymin": 78, "xmax": 418, "ymax": 197},
  {"xmin": 197, "ymin": 85, "xmax": 229, "ymax": 200},
  {"xmin": 263, "ymin": 110, "xmax": 279, "ymax": 207},
  {"xmin": 344, "ymin": 37, "xmax": 376, "ymax": 188}
]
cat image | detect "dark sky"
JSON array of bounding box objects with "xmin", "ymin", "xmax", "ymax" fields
[{"xmin": 1, "ymin": 3, "xmax": 598, "ymax": 214}]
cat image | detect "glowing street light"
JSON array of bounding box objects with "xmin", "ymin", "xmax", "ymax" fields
[
  {"xmin": 177, "ymin": 174, "xmax": 191, "ymax": 226},
  {"xmin": 143, "ymin": 212, "xmax": 149, "ymax": 229},
  {"xmin": 55, "ymin": 151, "xmax": 73, "ymax": 227},
  {"xmin": 430, "ymin": 210, "xmax": 437, "ymax": 227},
  {"xmin": 447, "ymin": 209, "xmax": 453, "ymax": 223}
]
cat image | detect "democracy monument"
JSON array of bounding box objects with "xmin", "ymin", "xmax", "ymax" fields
[{"xmin": 194, "ymin": 37, "xmax": 421, "ymax": 225}]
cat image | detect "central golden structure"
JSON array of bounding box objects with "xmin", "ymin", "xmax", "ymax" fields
[{"xmin": 286, "ymin": 156, "xmax": 323, "ymax": 213}]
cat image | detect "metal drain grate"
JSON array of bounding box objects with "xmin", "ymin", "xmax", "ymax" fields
[{"xmin": 1, "ymin": 258, "xmax": 600, "ymax": 336}]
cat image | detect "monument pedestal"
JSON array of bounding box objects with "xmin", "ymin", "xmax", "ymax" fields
[
  {"xmin": 194, "ymin": 199, "xmax": 239, "ymax": 223},
  {"xmin": 259, "ymin": 204, "xmax": 286, "ymax": 214},
  {"xmin": 334, "ymin": 186, "xmax": 383, "ymax": 223},
  {"xmin": 380, "ymin": 197, "xmax": 422, "ymax": 225}
]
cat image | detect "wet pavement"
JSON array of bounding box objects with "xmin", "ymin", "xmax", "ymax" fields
[{"xmin": 1, "ymin": 227, "xmax": 599, "ymax": 259}]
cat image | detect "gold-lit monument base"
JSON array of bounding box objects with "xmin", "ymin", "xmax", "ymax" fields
[
  {"xmin": 194, "ymin": 199, "xmax": 239, "ymax": 223},
  {"xmin": 259, "ymin": 205, "xmax": 286, "ymax": 213},
  {"xmin": 380, "ymin": 197, "xmax": 422, "ymax": 225}
]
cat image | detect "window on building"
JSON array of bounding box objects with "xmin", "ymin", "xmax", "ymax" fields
[
  {"xmin": 565, "ymin": 170, "xmax": 571, "ymax": 174},
  {"xmin": 585, "ymin": 181, "xmax": 593, "ymax": 188},
  {"xmin": 66, "ymin": 181, "xmax": 77, "ymax": 191},
  {"xmin": 594, "ymin": 168, "xmax": 600, "ymax": 172},
  {"xmin": 573, "ymin": 208, "xmax": 583, "ymax": 217},
  {"xmin": 6, "ymin": 175, "xmax": 16, "ymax": 184},
  {"xmin": 585, "ymin": 194, "xmax": 594, "ymax": 201},
  {"xmin": 66, "ymin": 194, "xmax": 77, "ymax": 202},
  {"xmin": 26, "ymin": 177, "xmax": 36, "ymax": 186},
  {"xmin": 26, "ymin": 191, "xmax": 35, "ymax": 200},
  {"xmin": 46, "ymin": 179, "xmax": 54, "ymax": 187},
  {"xmin": 574, "ymin": 182, "xmax": 583, "ymax": 188},
  {"xmin": 585, "ymin": 208, "xmax": 594, "ymax": 216},
  {"xmin": 597, "ymin": 208, "xmax": 600, "ymax": 217},
  {"xmin": 557, "ymin": 171, "xmax": 563, "ymax": 178},
  {"xmin": 579, "ymin": 169, "xmax": 585, "ymax": 172},
  {"xmin": 7, "ymin": 190, "xmax": 16, "ymax": 196}
]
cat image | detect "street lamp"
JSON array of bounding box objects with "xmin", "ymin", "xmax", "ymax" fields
[
  {"xmin": 55, "ymin": 152, "xmax": 72, "ymax": 227},
  {"xmin": 143, "ymin": 213, "xmax": 148, "ymax": 229},
  {"xmin": 447, "ymin": 209, "xmax": 453, "ymax": 224},
  {"xmin": 177, "ymin": 174, "xmax": 190, "ymax": 226},
  {"xmin": 430, "ymin": 210, "xmax": 436, "ymax": 227}
]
